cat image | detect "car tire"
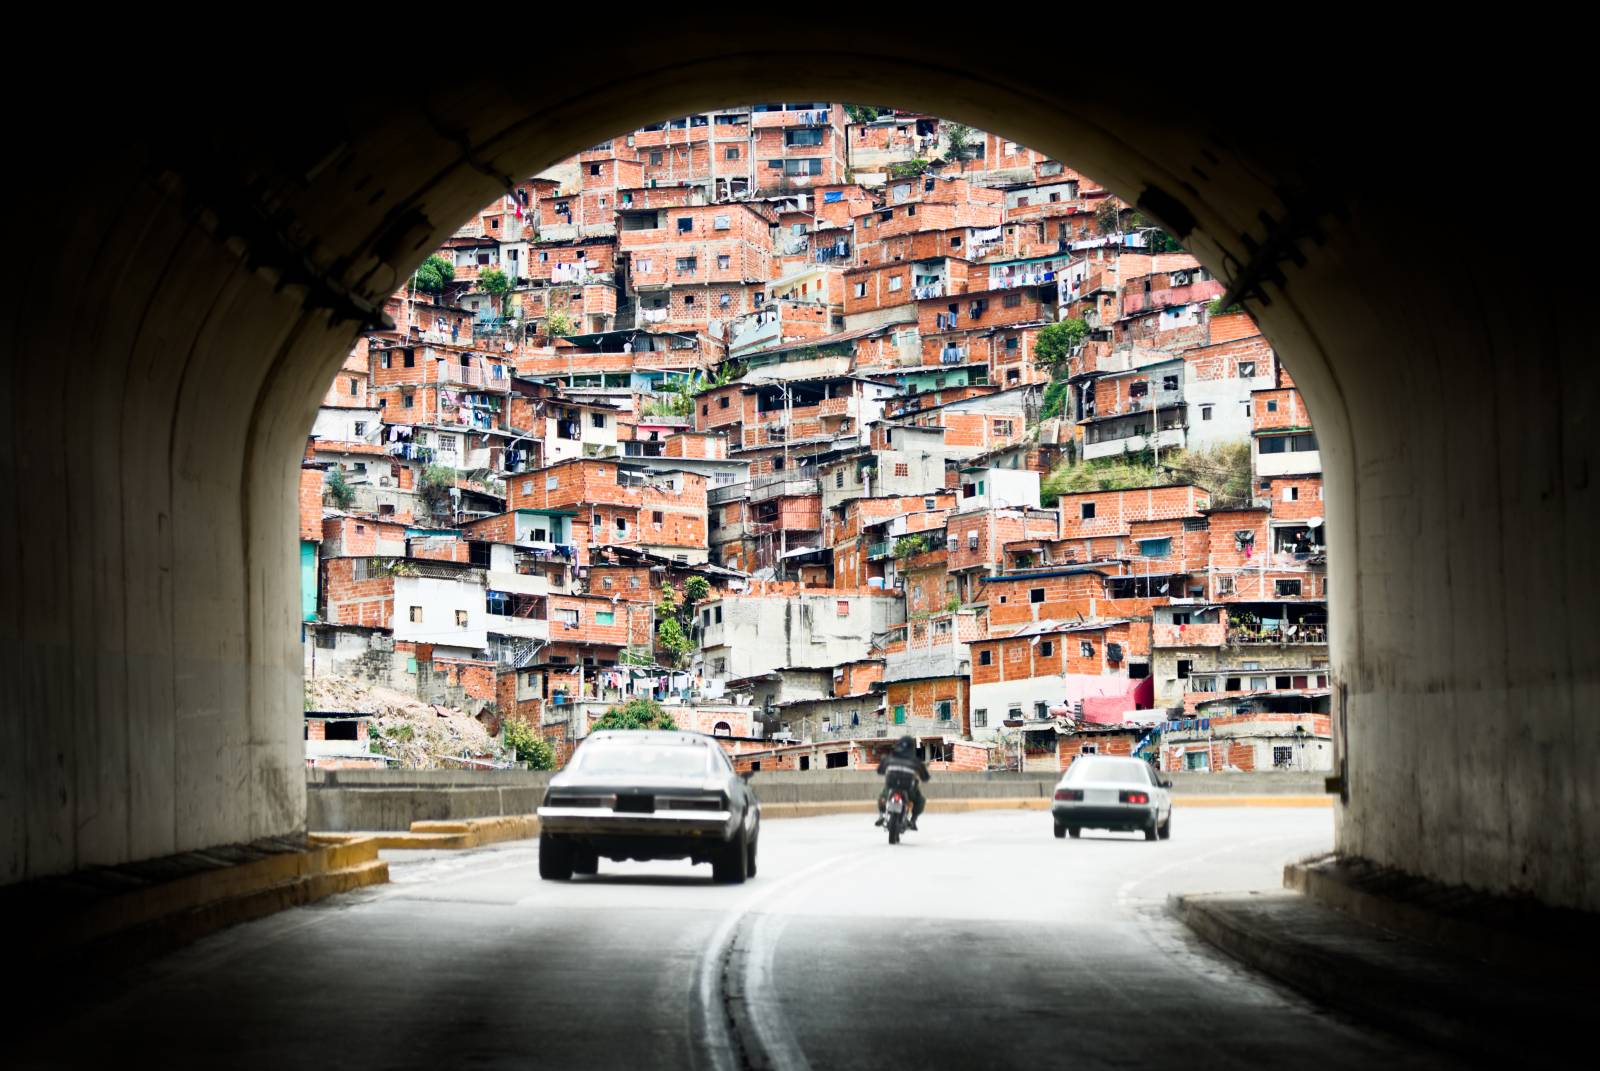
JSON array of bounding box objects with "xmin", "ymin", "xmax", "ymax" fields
[
  {"xmin": 1158, "ymin": 811, "xmax": 1172, "ymax": 840},
  {"xmin": 539, "ymin": 833, "xmax": 574, "ymax": 881},
  {"xmin": 1143, "ymin": 817, "xmax": 1159, "ymax": 841},
  {"xmin": 1053, "ymin": 821, "xmax": 1067, "ymax": 839},
  {"xmin": 713, "ymin": 826, "xmax": 749, "ymax": 884},
  {"xmin": 1068, "ymin": 826, "xmax": 1081, "ymax": 839},
  {"xmin": 572, "ymin": 848, "xmax": 599, "ymax": 876},
  {"xmin": 746, "ymin": 835, "xmax": 758, "ymax": 878}
]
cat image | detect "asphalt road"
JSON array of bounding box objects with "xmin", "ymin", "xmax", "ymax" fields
[{"xmin": 6, "ymin": 808, "xmax": 1452, "ymax": 1069}]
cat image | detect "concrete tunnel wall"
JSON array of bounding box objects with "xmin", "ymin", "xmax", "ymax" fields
[{"xmin": 0, "ymin": 34, "xmax": 1594, "ymax": 908}]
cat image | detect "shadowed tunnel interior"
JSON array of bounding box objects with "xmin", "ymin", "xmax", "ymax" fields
[{"xmin": 1, "ymin": 34, "xmax": 1594, "ymax": 916}]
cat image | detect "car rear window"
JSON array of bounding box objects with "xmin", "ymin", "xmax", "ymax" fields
[
  {"xmin": 1065, "ymin": 758, "xmax": 1153, "ymax": 784},
  {"xmin": 578, "ymin": 744, "xmax": 711, "ymax": 778}
]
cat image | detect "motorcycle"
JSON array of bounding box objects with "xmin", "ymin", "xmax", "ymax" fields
[{"xmin": 883, "ymin": 771, "xmax": 915, "ymax": 845}]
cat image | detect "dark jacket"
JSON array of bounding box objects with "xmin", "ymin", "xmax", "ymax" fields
[{"xmin": 876, "ymin": 753, "xmax": 931, "ymax": 784}]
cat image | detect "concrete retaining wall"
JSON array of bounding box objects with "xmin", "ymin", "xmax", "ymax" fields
[{"xmin": 305, "ymin": 768, "xmax": 1327, "ymax": 831}]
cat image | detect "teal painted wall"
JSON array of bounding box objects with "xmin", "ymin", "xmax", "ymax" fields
[{"xmin": 300, "ymin": 540, "xmax": 319, "ymax": 622}]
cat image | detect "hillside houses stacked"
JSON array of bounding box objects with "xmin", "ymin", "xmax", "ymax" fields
[{"xmin": 300, "ymin": 105, "xmax": 1329, "ymax": 775}]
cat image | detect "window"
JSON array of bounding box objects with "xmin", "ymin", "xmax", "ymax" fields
[
  {"xmin": 1081, "ymin": 502, "xmax": 1096, "ymax": 520},
  {"xmin": 1201, "ymin": 404, "xmax": 1213, "ymax": 421},
  {"xmin": 717, "ymin": 254, "xmax": 731, "ymax": 270},
  {"xmin": 979, "ymin": 649, "xmax": 993, "ymax": 666},
  {"xmin": 835, "ymin": 471, "xmax": 845, "ymax": 489},
  {"xmin": 1238, "ymin": 361, "xmax": 1256, "ymax": 377},
  {"xmin": 973, "ymin": 708, "xmax": 987, "ymax": 728},
  {"xmin": 937, "ymin": 700, "xmax": 953, "ymax": 722},
  {"xmin": 1276, "ymin": 579, "xmax": 1303, "ymax": 597},
  {"xmin": 1267, "ymin": 399, "xmax": 1279, "ymax": 412},
  {"xmin": 1138, "ymin": 537, "xmax": 1172, "ymax": 559},
  {"xmin": 454, "ymin": 609, "xmax": 468, "ymax": 627},
  {"xmin": 783, "ymin": 159, "xmax": 823, "ymax": 177},
  {"xmin": 1163, "ymin": 374, "xmax": 1179, "ymax": 392},
  {"xmin": 725, "ymin": 147, "xmax": 739, "ymax": 160},
  {"xmin": 1008, "ymin": 706, "xmax": 1023, "ymax": 721},
  {"xmin": 1003, "ymin": 292, "xmax": 1022, "ymax": 308},
  {"xmin": 1040, "ymin": 641, "xmax": 1054, "ymax": 657},
  {"xmin": 676, "ymin": 257, "xmax": 697, "ymax": 271},
  {"xmin": 402, "ymin": 393, "xmax": 414, "ymax": 408},
  {"xmin": 1080, "ymin": 641, "xmax": 1095, "ymax": 658},
  {"xmin": 1177, "ymin": 659, "xmax": 1192, "ymax": 680},
  {"xmin": 615, "ymin": 516, "xmax": 628, "ymax": 532},
  {"xmin": 1216, "ymin": 576, "xmax": 1235, "ymax": 595},
  {"xmin": 1034, "ymin": 702, "xmax": 1049, "ymax": 719},
  {"xmin": 1185, "ymin": 751, "xmax": 1210, "ymax": 771},
  {"xmin": 888, "ymin": 276, "xmax": 903, "ymax": 292},
  {"xmin": 786, "ymin": 128, "xmax": 824, "ymax": 147},
  {"xmin": 1284, "ymin": 486, "xmax": 1299, "ymax": 501},
  {"xmin": 713, "ymin": 214, "xmax": 731, "ymax": 230},
  {"xmin": 1191, "ymin": 676, "xmax": 1215, "ymax": 692},
  {"xmin": 719, "ymin": 395, "xmax": 730, "ymax": 409},
  {"xmin": 652, "ymin": 510, "xmax": 664, "ymax": 527},
  {"xmin": 893, "ymin": 705, "xmax": 905, "ymax": 725},
  {"xmin": 409, "ymin": 607, "xmax": 423, "ymax": 623},
  {"xmin": 650, "ymin": 151, "xmax": 663, "ymax": 165},
  {"xmin": 1029, "ymin": 588, "xmax": 1045, "ymax": 604},
  {"xmin": 353, "ymin": 421, "xmax": 366, "ymax": 437},
  {"xmin": 595, "ymin": 611, "xmax": 615, "ymax": 625},
  {"xmin": 836, "ymin": 600, "xmax": 850, "ymax": 617},
  {"xmin": 555, "ymin": 608, "xmax": 579, "ymax": 627}
]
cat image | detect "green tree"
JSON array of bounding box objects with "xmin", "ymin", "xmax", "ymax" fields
[
  {"xmin": 1041, "ymin": 378, "xmax": 1071, "ymax": 420},
  {"xmin": 656, "ymin": 617, "xmax": 693, "ymax": 669},
  {"xmin": 943, "ymin": 123, "xmax": 978, "ymax": 169},
  {"xmin": 503, "ymin": 717, "xmax": 558, "ymax": 769},
  {"xmin": 591, "ymin": 698, "xmax": 678, "ymax": 732},
  {"xmin": 683, "ymin": 575, "xmax": 711, "ymax": 606},
  {"xmin": 413, "ymin": 254, "xmax": 454, "ymax": 294},
  {"xmin": 893, "ymin": 534, "xmax": 929, "ymax": 559},
  {"xmin": 477, "ymin": 267, "xmax": 511, "ymax": 316},
  {"xmin": 1095, "ymin": 199, "xmax": 1123, "ymax": 236},
  {"xmin": 544, "ymin": 308, "xmax": 575, "ymax": 337},
  {"xmin": 656, "ymin": 581, "xmax": 680, "ymax": 620},
  {"xmin": 1033, "ymin": 318, "xmax": 1088, "ymax": 377},
  {"xmin": 419, "ymin": 463, "xmax": 457, "ymax": 515},
  {"xmin": 324, "ymin": 467, "xmax": 356, "ymax": 510},
  {"xmin": 845, "ymin": 103, "xmax": 883, "ymax": 124}
]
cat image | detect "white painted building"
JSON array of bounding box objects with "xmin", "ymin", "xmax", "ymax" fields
[
  {"xmin": 393, "ymin": 574, "xmax": 488, "ymax": 654},
  {"xmin": 956, "ymin": 466, "xmax": 1040, "ymax": 511},
  {"xmin": 696, "ymin": 593, "xmax": 904, "ymax": 686}
]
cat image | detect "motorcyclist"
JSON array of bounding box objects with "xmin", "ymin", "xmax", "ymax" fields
[{"xmin": 874, "ymin": 735, "xmax": 930, "ymax": 831}]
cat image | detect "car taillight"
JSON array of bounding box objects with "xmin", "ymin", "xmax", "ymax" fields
[
  {"xmin": 1054, "ymin": 789, "xmax": 1083, "ymax": 801},
  {"xmin": 1119, "ymin": 791, "xmax": 1150, "ymax": 805}
]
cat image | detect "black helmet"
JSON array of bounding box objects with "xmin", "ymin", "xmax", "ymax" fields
[{"xmin": 894, "ymin": 735, "xmax": 916, "ymax": 755}]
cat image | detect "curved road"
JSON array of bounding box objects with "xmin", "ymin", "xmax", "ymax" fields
[{"xmin": 7, "ymin": 808, "xmax": 1450, "ymax": 1069}]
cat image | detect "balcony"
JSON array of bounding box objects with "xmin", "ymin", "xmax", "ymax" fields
[
  {"xmin": 436, "ymin": 363, "xmax": 510, "ymax": 392},
  {"xmin": 1227, "ymin": 623, "xmax": 1328, "ymax": 646},
  {"xmin": 866, "ymin": 541, "xmax": 892, "ymax": 560},
  {"xmin": 818, "ymin": 396, "xmax": 853, "ymax": 418},
  {"xmin": 708, "ymin": 481, "xmax": 750, "ymax": 506},
  {"xmin": 748, "ymin": 472, "xmax": 820, "ymax": 503}
]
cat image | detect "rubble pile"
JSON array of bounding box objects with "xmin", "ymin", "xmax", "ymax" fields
[{"xmin": 305, "ymin": 676, "xmax": 501, "ymax": 769}]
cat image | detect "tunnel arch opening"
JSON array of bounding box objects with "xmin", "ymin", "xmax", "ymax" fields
[{"xmin": 6, "ymin": 41, "xmax": 1592, "ymax": 917}]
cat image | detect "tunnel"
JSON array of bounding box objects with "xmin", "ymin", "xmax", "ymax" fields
[{"xmin": 0, "ymin": 32, "xmax": 1593, "ymax": 923}]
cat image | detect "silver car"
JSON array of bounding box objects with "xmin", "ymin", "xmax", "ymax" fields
[
  {"xmin": 536, "ymin": 730, "xmax": 760, "ymax": 883},
  {"xmin": 1051, "ymin": 755, "xmax": 1173, "ymax": 841}
]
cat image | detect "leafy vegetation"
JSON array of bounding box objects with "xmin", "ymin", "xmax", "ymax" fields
[
  {"xmin": 887, "ymin": 158, "xmax": 932, "ymax": 179},
  {"xmin": 1039, "ymin": 442, "xmax": 1253, "ymax": 508},
  {"xmin": 419, "ymin": 463, "xmax": 457, "ymax": 515},
  {"xmin": 503, "ymin": 716, "xmax": 557, "ymax": 769},
  {"xmin": 1032, "ymin": 319, "xmax": 1088, "ymax": 378},
  {"xmin": 1094, "ymin": 199, "xmax": 1123, "ymax": 236},
  {"xmin": 545, "ymin": 309, "xmax": 575, "ymax": 337},
  {"xmin": 641, "ymin": 392, "xmax": 693, "ymax": 417},
  {"xmin": 683, "ymin": 575, "xmax": 711, "ymax": 606},
  {"xmin": 591, "ymin": 698, "xmax": 678, "ymax": 732},
  {"xmin": 324, "ymin": 466, "xmax": 356, "ymax": 510},
  {"xmin": 1041, "ymin": 377, "xmax": 1071, "ymax": 420},
  {"xmin": 943, "ymin": 123, "xmax": 978, "ymax": 166},
  {"xmin": 477, "ymin": 267, "xmax": 510, "ymax": 315},
  {"xmin": 893, "ymin": 534, "xmax": 929, "ymax": 559},
  {"xmin": 1207, "ymin": 297, "xmax": 1244, "ymax": 316},
  {"xmin": 412, "ymin": 254, "xmax": 454, "ymax": 294},
  {"xmin": 845, "ymin": 103, "xmax": 885, "ymax": 124}
]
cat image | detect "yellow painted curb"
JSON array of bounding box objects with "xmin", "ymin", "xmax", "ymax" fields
[
  {"xmin": 37, "ymin": 838, "xmax": 389, "ymax": 958},
  {"xmin": 313, "ymin": 815, "xmax": 544, "ymax": 851},
  {"xmin": 1174, "ymin": 796, "xmax": 1332, "ymax": 808}
]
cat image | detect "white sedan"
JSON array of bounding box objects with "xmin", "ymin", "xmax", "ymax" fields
[{"xmin": 1051, "ymin": 755, "xmax": 1173, "ymax": 840}]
